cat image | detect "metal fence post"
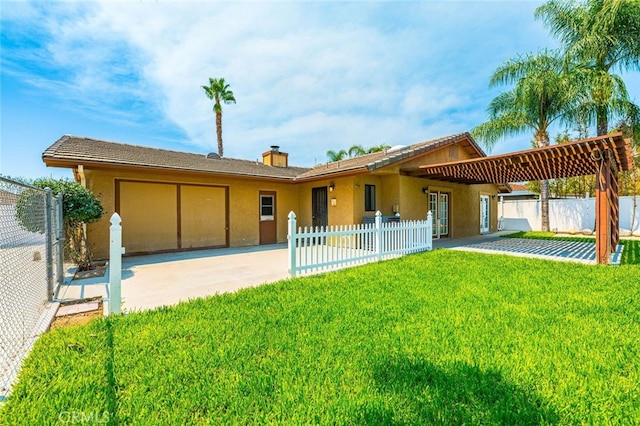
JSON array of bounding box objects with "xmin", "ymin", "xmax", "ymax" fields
[
  {"xmin": 109, "ymin": 213, "xmax": 123, "ymax": 314},
  {"xmin": 288, "ymin": 211, "xmax": 297, "ymax": 278},
  {"xmin": 375, "ymin": 211, "xmax": 382, "ymax": 261},
  {"xmin": 427, "ymin": 211, "xmax": 433, "ymax": 251},
  {"xmin": 44, "ymin": 188, "xmax": 54, "ymax": 302},
  {"xmin": 56, "ymin": 194, "xmax": 64, "ymax": 288}
]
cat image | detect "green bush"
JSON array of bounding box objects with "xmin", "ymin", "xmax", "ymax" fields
[{"xmin": 17, "ymin": 178, "xmax": 104, "ymax": 269}]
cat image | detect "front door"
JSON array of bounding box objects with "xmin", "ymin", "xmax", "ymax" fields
[
  {"xmin": 480, "ymin": 195, "xmax": 490, "ymax": 234},
  {"xmin": 259, "ymin": 191, "xmax": 276, "ymax": 244},
  {"xmin": 312, "ymin": 187, "xmax": 328, "ymax": 229},
  {"xmin": 429, "ymin": 191, "xmax": 450, "ymax": 238}
]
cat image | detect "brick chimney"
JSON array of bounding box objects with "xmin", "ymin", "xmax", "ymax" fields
[{"xmin": 262, "ymin": 145, "xmax": 288, "ymax": 168}]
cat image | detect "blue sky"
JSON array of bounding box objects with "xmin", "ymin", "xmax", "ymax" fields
[{"xmin": 1, "ymin": 1, "xmax": 639, "ymax": 180}]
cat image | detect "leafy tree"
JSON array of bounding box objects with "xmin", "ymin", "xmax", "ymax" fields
[
  {"xmin": 472, "ymin": 50, "xmax": 580, "ymax": 231},
  {"xmin": 536, "ymin": 0, "xmax": 640, "ymax": 137},
  {"xmin": 16, "ymin": 178, "xmax": 103, "ymax": 270},
  {"xmin": 202, "ymin": 77, "xmax": 236, "ymax": 157}
]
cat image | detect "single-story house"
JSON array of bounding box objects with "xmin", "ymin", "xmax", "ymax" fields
[{"xmin": 43, "ymin": 133, "xmax": 507, "ymax": 259}]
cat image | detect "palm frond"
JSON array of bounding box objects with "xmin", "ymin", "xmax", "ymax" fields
[{"xmin": 471, "ymin": 111, "xmax": 530, "ymax": 151}]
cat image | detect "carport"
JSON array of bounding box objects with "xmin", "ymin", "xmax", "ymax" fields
[{"xmin": 409, "ymin": 133, "xmax": 634, "ymax": 264}]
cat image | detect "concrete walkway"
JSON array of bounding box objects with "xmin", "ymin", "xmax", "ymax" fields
[{"xmin": 55, "ymin": 233, "xmax": 618, "ymax": 313}]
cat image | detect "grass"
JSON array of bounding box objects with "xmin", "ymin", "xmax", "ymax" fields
[
  {"xmin": 503, "ymin": 231, "xmax": 640, "ymax": 265},
  {"xmin": 2, "ymin": 251, "xmax": 639, "ymax": 424}
]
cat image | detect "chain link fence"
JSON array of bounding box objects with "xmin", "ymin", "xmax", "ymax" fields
[{"xmin": 0, "ymin": 177, "xmax": 63, "ymax": 401}]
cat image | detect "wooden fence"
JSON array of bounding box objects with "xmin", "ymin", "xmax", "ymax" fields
[{"xmin": 287, "ymin": 211, "xmax": 432, "ymax": 277}]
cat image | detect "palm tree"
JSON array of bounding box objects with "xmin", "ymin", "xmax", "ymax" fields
[
  {"xmin": 348, "ymin": 145, "xmax": 366, "ymax": 157},
  {"xmin": 472, "ymin": 50, "xmax": 580, "ymax": 231},
  {"xmin": 536, "ymin": 0, "xmax": 640, "ymax": 136},
  {"xmin": 202, "ymin": 77, "xmax": 236, "ymax": 156},
  {"xmin": 326, "ymin": 149, "xmax": 348, "ymax": 162}
]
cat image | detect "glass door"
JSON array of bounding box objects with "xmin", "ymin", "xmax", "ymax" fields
[
  {"xmin": 429, "ymin": 192, "xmax": 450, "ymax": 238},
  {"xmin": 439, "ymin": 193, "xmax": 449, "ymax": 236},
  {"xmin": 429, "ymin": 193, "xmax": 438, "ymax": 238},
  {"xmin": 480, "ymin": 195, "xmax": 490, "ymax": 234}
]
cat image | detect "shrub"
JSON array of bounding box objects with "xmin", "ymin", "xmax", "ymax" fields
[{"xmin": 17, "ymin": 178, "xmax": 103, "ymax": 270}]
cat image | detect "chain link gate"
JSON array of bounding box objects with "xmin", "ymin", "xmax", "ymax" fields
[{"xmin": 0, "ymin": 177, "xmax": 64, "ymax": 401}]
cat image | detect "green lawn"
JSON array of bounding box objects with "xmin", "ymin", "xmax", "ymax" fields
[
  {"xmin": 503, "ymin": 231, "xmax": 640, "ymax": 265},
  {"xmin": 2, "ymin": 251, "xmax": 639, "ymax": 424}
]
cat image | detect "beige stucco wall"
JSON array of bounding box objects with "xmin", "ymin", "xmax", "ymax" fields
[
  {"xmin": 83, "ymin": 167, "xmax": 299, "ymax": 259},
  {"xmin": 296, "ymin": 175, "xmax": 358, "ymax": 227},
  {"xmin": 79, "ymin": 138, "xmax": 500, "ymax": 258}
]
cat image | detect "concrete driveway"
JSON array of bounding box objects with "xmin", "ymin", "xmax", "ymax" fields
[
  {"xmin": 56, "ymin": 244, "xmax": 290, "ymax": 312},
  {"xmin": 55, "ymin": 233, "xmax": 622, "ymax": 313}
]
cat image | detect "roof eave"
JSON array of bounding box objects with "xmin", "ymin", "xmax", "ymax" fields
[{"xmin": 42, "ymin": 158, "xmax": 300, "ymax": 182}]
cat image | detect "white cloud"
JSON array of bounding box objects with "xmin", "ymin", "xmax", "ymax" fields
[{"xmin": 9, "ymin": 0, "xmax": 613, "ymax": 172}]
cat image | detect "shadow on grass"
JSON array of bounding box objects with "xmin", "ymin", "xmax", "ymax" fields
[
  {"xmin": 359, "ymin": 354, "xmax": 558, "ymax": 425},
  {"xmin": 104, "ymin": 317, "xmax": 120, "ymax": 426}
]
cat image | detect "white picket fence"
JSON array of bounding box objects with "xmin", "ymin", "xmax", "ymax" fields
[{"xmin": 287, "ymin": 211, "xmax": 433, "ymax": 277}]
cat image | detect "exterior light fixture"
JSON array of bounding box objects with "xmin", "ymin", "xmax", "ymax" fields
[
  {"xmin": 329, "ymin": 182, "xmax": 335, "ymax": 192},
  {"xmin": 422, "ymin": 186, "xmax": 429, "ymax": 194}
]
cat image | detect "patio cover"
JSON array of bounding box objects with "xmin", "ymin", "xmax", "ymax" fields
[{"xmin": 409, "ymin": 133, "xmax": 634, "ymax": 264}]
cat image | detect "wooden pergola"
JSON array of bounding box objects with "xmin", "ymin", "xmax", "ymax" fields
[{"xmin": 407, "ymin": 133, "xmax": 634, "ymax": 264}]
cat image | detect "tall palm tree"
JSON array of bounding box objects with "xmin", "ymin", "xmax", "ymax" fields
[
  {"xmin": 536, "ymin": 0, "xmax": 640, "ymax": 136},
  {"xmin": 202, "ymin": 77, "xmax": 236, "ymax": 156},
  {"xmin": 472, "ymin": 50, "xmax": 580, "ymax": 231}
]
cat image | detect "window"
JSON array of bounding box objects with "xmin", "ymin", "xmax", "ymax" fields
[
  {"xmin": 364, "ymin": 184, "xmax": 376, "ymax": 211},
  {"xmin": 260, "ymin": 195, "xmax": 274, "ymax": 221}
]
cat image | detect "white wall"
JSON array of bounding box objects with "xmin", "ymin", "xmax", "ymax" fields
[{"xmin": 499, "ymin": 196, "xmax": 640, "ymax": 235}]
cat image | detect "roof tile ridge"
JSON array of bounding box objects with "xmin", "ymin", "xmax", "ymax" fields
[{"xmin": 42, "ymin": 135, "xmax": 73, "ymax": 158}]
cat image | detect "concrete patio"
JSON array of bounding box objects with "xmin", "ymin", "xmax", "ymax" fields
[
  {"xmin": 436, "ymin": 232, "xmax": 623, "ymax": 265},
  {"xmin": 54, "ymin": 232, "xmax": 617, "ymax": 313}
]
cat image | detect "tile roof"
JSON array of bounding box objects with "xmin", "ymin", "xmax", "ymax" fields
[
  {"xmin": 509, "ymin": 183, "xmax": 530, "ymax": 191},
  {"xmin": 296, "ymin": 133, "xmax": 485, "ymax": 180},
  {"xmin": 43, "ymin": 136, "xmax": 310, "ymax": 180},
  {"xmin": 42, "ymin": 133, "xmax": 487, "ymax": 182}
]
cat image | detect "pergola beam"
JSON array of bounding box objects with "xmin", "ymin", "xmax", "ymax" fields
[{"xmin": 412, "ymin": 133, "xmax": 633, "ymax": 265}]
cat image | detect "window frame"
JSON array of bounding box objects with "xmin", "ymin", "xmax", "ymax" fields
[
  {"xmin": 260, "ymin": 194, "xmax": 275, "ymax": 221},
  {"xmin": 364, "ymin": 184, "xmax": 376, "ymax": 212}
]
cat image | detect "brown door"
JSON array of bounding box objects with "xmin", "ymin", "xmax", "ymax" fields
[
  {"xmin": 259, "ymin": 191, "xmax": 276, "ymax": 244},
  {"xmin": 312, "ymin": 187, "xmax": 328, "ymax": 228}
]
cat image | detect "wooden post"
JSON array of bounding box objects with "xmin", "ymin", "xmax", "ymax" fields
[
  {"xmin": 288, "ymin": 211, "xmax": 297, "ymax": 278},
  {"xmin": 109, "ymin": 213, "xmax": 123, "ymax": 314},
  {"xmin": 595, "ymin": 154, "xmax": 611, "ymax": 265},
  {"xmin": 609, "ymin": 168, "xmax": 619, "ymax": 251}
]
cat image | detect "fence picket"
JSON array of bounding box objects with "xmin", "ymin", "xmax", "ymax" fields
[{"xmin": 288, "ymin": 210, "xmax": 433, "ymax": 277}]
